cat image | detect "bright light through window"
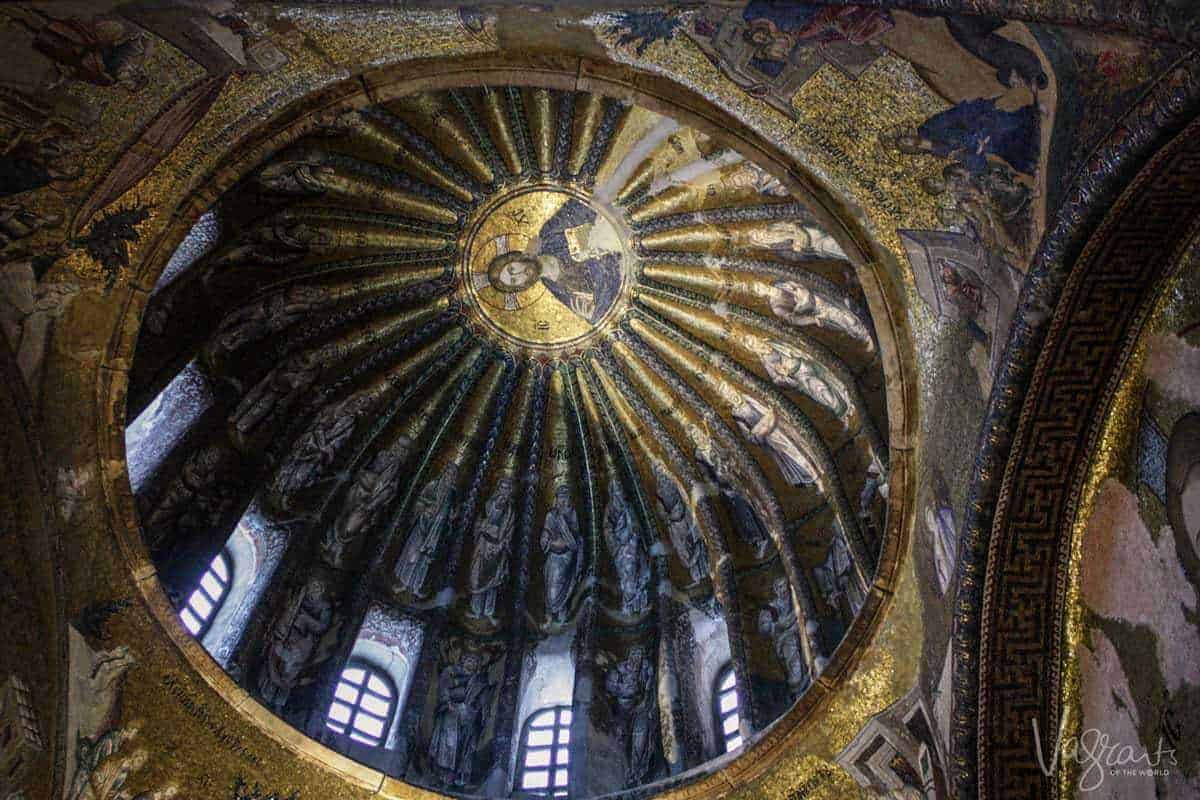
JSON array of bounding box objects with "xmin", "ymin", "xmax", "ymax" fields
[
  {"xmin": 715, "ymin": 665, "xmax": 742, "ymax": 752},
  {"xmin": 180, "ymin": 549, "xmax": 231, "ymax": 638},
  {"xmin": 325, "ymin": 664, "xmax": 395, "ymax": 748},
  {"xmin": 518, "ymin": 706, "xmax": 572, "ymax": 797}
]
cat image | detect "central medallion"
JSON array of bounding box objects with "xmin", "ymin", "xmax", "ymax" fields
[{"xmin": 461, "ymin": 185, "xmax": 632, "ymax": 353}]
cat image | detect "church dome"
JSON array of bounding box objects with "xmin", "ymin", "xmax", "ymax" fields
[{"xmin": 126, "ymin": 83, "xmax": 890, "ymax": 798}]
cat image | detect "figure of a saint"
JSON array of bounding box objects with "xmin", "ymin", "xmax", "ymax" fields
[
  {"xmin": 394, "ymin": 464, "xmax": 458, "ymax": 597},
  {"xmin": 605, "ymin": 646, "xmax": 657, "ymax": 785},
  {"xmin": 232, "ymin": 351, "xmax": 320, "ymax": 440},
  {"xmin": 757, "ymin": 577, "xmax": 809, "ymax": 692},
  {"xmin": 814, "ymin": 530, "xmax": 866, "ymax": 620},
  {"xmin": 756, "ymin": 280, "xmax": 874, "ymax": 353},
  {"xmin": 467, "ymin": 477, "xmax": 516, "ymax": 621},
  {"xmin": 750, "ymin": 339, "xmax": 849, "ymax": 418},
  {"xmin": 541, "ymin": 483, "xmax": 582, "ymax": 624},
  {"xmin": 429, "ymin": 648, "xmax": 493, "ymax": 787},
  {"xmin": 694, "ymin": 442, "xmax": 772, "ymax": 558},
  {"xmin": 724, "ymin": 389, "xmax": 819, "ymax": 487},
  {"xmin": 926, "ymin": 470, "xmax": 958, "ymax": 597},
  {"xmin": 605, "ymin": 479, "xmax": 650, "ymax": 616},
  {"xmin": 654, "ymin": 467, "xmax": 709, "ymax": 583},
  {"xmin": 258, "ymin": 576, "xmax": 338, "ymax": 710},
  {"xmin": 321, "ymin": 436, "xmax": 410, "ymax": 568},
  {"xmin": 272, "ymin": 400, "xmax": 357, "ymax": 506}
]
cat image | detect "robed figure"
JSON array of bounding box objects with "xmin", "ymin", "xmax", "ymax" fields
[
  {"xmin": 322, "ymin": 436, "xmax": 409, "ymax": 568},
  {"xmin": 814, "ymin": 530, "xmax": 866, "ymax": 621},
  {"xmin": 605, "ymin": 479, "xmax": 650, "ymax": 616},
  {"xmin": 258, "ymin": 577, "xmax": 339, "ymax": 711},
  {"xmin": 757, "ymin": 577, "xmax": 809, "ymax": 692},
  {"xmin": 760, "ymin": 279, "xmax": 874, "ymax": 352},
  {"xmin": 394, "ymin": 465, "xmax": 458, "ymax": 597},
  {"xmin": 468, "ymin": 478, "xmax": 516, "ymax": 620},
  {"xmin": 429, "ymin": 649, "xmax": 494, "ymax": 787},
  {"xmin": 695, "ymin": 444, "xmax": 772, "ymax": 558},
  {"xmin": 729, "ymin": 394, "xmax": 819, "ymax": 487},
  {"xmin": 755, "ymin": 340, "xmax": 850, "ymax": 418},
  {"xmin": 654, "ymin": 467, "xmax": 709, "ymax": 584},
  {"xmin": 606, "ymin": 647, "xmax": 657, "ymax": 785},
  {"xmin": 541, "ymin": 484, "xmax": 582, "ymax": 624}
]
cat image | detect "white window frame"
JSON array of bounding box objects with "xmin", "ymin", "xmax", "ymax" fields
[
  {"xmin": 516, "ymin": 705, "xmax": 573, "ymax": 797},
  {"xmin": 180, "ymin": 549, "xmax": 232, "ymax": 639}
]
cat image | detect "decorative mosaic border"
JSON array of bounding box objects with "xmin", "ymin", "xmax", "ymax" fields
[{"xmin": 951, "ymin": 54, "xmax": 1200, "ymax": 799}]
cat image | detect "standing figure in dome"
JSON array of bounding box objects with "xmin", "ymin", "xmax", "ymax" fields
[
  {"xmin": 271, "ymin": 399, "xmax": 358, "ymax": 510},
  {"xmin": 321, "ymin": 436, "xmax": 410, "ymax": 569},
  {"xmin": 754, "ymin": 279, "xmax": 875, "ymax": 353},
  {"xmin": 653, "ymin": 466, "xmax": 709, "ymax": 584},
  {"xmin": 255, "ymin": 151, "xmax": 337, "ymax": 194},
  {"xmin": 467, "ymin": 477, "xmax": 516, "ymax": 621},
  {"xmin": 604, "ymin": 478, "xmax": 650, "ymax": 617},
  {"xmin": 723, "ymin": 386, "xmax": 820, "ymax": 487},
  {"xmin": 394, "ymin": 464, "xmax": 459, "ymax": 598},
  {"xmin": 541, "ymin": 482, "xmax": 582, "ymax": 624},
  {"xmin": 740, "ymin": 220, "xmax": 845, "ymax": 259},
  {"xmin": 210, "ymin": 283, "xmax": 325, "ymax": 359},
  {"xmin": 143, "ymin": 443, "xmax": 237, "ymax": 553},
  {"xmin": 695, "ymin": 440, "xmax": 772, "ymax": 558},
  {"xmin": 814, "ymin": 528, "xmax": 866, "ymax": 621},
  {"xmin": 232, "ymin": 350, "xmax": 320, "ymax": 442},
  {"xmin": 429, "ymin": 647, "xmax": 494, "ymax": 787},
  {"xmin": 757, "ymin": 577, "xmax": 809, "ymax": 692},
  {"xmin": 750, "ymin": 338, "xmax": 850, "ymax": 418},
  {"xmin": 606, "ymin": 646, "xmax": 657, "ymax": 785},
  {"xmin": 258, "ymin": 575, "xmax": 339, "ymax": 711}
]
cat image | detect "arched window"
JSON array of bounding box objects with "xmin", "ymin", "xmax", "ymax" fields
[
  {"xmin": 714, "ymin": 665, "xmax": 742, "ymax": 752},
  {"xmin": 325, "ymin": 663, "xmax": 395, "ymax": 747},
  {"xmin": 517, "ymin": 706, "xmax": 572, "ymax": 797},
  {"xmin": 180, "ymin": 549, "xmax": 231, "ymax": 638}
]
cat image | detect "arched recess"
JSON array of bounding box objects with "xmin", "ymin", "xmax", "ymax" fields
[
  {"xmin": 91, "ymin": 53, "xmax": 920, "ymax": 797},
  {"xmin": 970, "ymin": 112, "xmax": 1200, "ymax": 800}
]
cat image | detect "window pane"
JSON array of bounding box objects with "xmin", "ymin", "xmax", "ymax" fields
[
  {"xmin": 200, "ymin": 572, "xmax": 224, "ymax": 598},
  {"xmin": 726, "ymin": 734, "xmax": 743, "ymax": 751},
  {"xmin": 353, "ymin": 714, "xmax": 385, "ymax": 738},
  {"xmin": 528, "ymin": 728, "xmax": 554, "ymax": 747},
  {"xmin": 180, "ymin": 607, "xmax": 202, "ymax": 635},
  {"xmin": 555, "ymin": 769, "xmax": 568, "ymax": 787},
  {"xmin": 558, "ymin": 728, "xmax": 570, "ymax": 745},
  {"xmin": 522, "ymin": 771, "xmax": 549, "ymax": 789},
  {"xmin": 556, "ymin": 746, "xmax": 569, "ymax": 765},
  {"xmin": 359, "ymin": 693, "xmax": 390, "ymax": 717},
  {"xmin": 720, "ymin": 670, "xmax": 736, "ymax": 691},
  {"xmin": 719, "ymin": 693, "xmax": 738, "ymax": 713},
  {"xmin": 188, "ymin": 591, "xmax": 214, "ymax": 619},
  {"xmin": 559, "ymin": 709, "xmax": 573, "ymax": 725},
  {"xmin": 367, "ymin": 675, "xmax": 390, "ymax": 696},
  {"xmin": 343, "ymin": 667, "xmax": 365, "ymax": 685},
  {"xmin": 334, "ymin": 682, "xmax": 360, "ymax": 704},
  {"xmin": 530, "ymin": 710, "xmax": 557, "ymax": 728},
  {"xmin": 349, "ymin": 730, "xmax": 378, "ymax": 746},
  {"xmin": 327, "ymin": 702, "xmax": 352, "ymax": 724},
  {"xmin": 722, "ymin": 715, "xmax": 739, "ymax": 736},
  {"xmin": 326, "ymin": 720, "xmax": 346, "ymax": 734},
  {"xmin": 525, "ymin": 749, "xmax": 551, "ymax": 768},
  {"xmin": 211, "ymin": 554, "xmax": 230, "ymax": 582}
]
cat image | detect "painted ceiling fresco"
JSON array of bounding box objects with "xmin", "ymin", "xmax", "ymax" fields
[
  {"xmin": 0, "ymin": 2, "xmax": 1198, "ymax": 800},
  {"xmin": 125, "ymin": 84, "xmax": 892, "ymax": 799}
]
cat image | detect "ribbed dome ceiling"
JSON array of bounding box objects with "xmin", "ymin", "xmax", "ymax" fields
[{"xmin": 128, "ymin": 83, "xmax": 890, "ymax": 798}]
